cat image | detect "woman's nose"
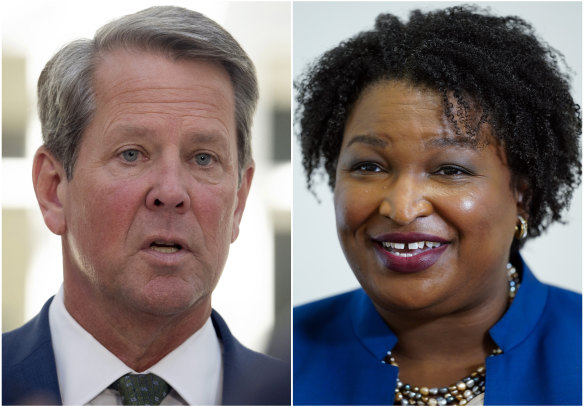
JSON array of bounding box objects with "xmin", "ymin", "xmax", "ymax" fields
[
  {"xmin": 145, "ymin": 157, "xmax": 191, "ymax": 213},
  {"xmin": 378, "ymin": 175, "xmax": 433, "ymax": 225}
]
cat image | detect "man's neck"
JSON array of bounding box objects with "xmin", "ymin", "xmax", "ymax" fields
[{"xmin": 63, "ymin": 279, "xmax": 211, "ymax": 372}]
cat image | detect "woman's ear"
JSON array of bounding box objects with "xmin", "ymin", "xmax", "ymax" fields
[
  {"xmin": 514, "ymin": 176, "xmax": 531, "ymax": 219},
  {"xmin": 32, "ymin": 146, "xmax": 67, "ymax": 235}
]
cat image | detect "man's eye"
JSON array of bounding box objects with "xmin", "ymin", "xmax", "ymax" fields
[
  {"xmin": 121, "ymin": 149, "xmax": 140, "ymax": 162},
  {"xmin": 195, "ymin": 153, "xmax": 214, "ymax": 166}
]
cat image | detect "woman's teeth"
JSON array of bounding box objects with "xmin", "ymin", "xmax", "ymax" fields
[
  {"xmin": 381, "ymin": 241, "xmax": 443, "ymax": 249},
  {"xmin": 381, "ymin": 241, "xmax": 444, "ymax": 257}
]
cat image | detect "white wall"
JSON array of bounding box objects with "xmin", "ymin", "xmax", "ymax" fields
[{"xmin": 293, "ymin": 1, "xmax": 582, "ymax": 305}]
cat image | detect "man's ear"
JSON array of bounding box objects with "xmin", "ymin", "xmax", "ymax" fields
[
  {"xmin": 231, "ymin": 163, "xmax": 255, "ymax": 243},
  {"xmin": 32, "ymin": 146, "xmax": 67, "ymax": 235}
]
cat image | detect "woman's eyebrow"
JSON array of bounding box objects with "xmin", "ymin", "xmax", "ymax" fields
[
  {"xmin": 346, "ymin": 133, "xmax": 477, "ymax": 150},
  {"xmin": 424, "ymin": 136, "xmax": 477, "ymax": 149},
  {"xmin": 345, "ymin": 134, "xmax": 389, "ymax": 148}
]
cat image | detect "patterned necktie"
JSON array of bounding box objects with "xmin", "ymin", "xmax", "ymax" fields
[{"xmin": 113, "ymin": 373, "xmax": 171, "ymax": 405}]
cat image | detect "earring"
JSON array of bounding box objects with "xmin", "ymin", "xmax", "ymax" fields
[{"xmin": 515, "ymin": 215, "xmax": 528, "ymax": 240}]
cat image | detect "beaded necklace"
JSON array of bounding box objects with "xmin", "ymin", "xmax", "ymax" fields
[{"xmin": 386, "ymin": 263, "xmax": 520, "ymax": 406}]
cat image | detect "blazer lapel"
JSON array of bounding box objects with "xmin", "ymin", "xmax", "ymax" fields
[
  {"xmin": 348, "ymin": 290, "xmax": 399, "ymax": 405},
  {"xmin": 345, "ymin": 360, "xmax": 397, "ymax": 405}
]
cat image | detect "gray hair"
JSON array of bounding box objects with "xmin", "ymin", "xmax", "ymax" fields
[{"xmin": 37, "ymin": 6, "xmax": 258, "ymax": 180}]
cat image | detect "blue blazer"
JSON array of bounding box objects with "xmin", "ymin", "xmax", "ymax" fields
[
  {"xmin": 3, "ymin": 298, "xmax": 290, "ymax": 405},
  {"xmin": 294, "ymin": 259, "xmax": 582, "ymax": 405}
]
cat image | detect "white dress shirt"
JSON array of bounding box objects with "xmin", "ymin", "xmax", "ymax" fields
[{"xmin": 48, "ymin": 286, "xmax": 223, "ymax": 405}]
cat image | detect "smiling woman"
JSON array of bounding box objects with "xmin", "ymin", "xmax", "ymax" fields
[
  {"xmin": 335, "ymin": 81, "xmax": 520, "ymax": 315},
  {"xmin": 293, "ymin": 4, "xmax": 581, "ymax": 406}
]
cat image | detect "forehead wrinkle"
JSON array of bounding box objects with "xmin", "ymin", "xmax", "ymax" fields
[
  {"xmin": 99, "ymin": 85, "xmax": 232, "ymax": 109},
  {"xmin": 110, "ymin": 100, "xmax": 230, "ymax": 119},
  {"xmin": 98, "ymin": 95, "xmax": 234, "ymax": 138},
  {"xmin": 102, "ymin": 112, "xmax": 233, "ymax": 141}
]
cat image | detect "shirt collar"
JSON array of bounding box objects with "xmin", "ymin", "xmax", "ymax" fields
[
  {"xmin": 489, "ymin": 255, "xmax": 548, "ymax": 351},
  {"xmin": 350, "ymin": 289, "xmax": 397, "ymax": 361},
  {"xmin": 49, "ymin": 286, "xmax": 222, "ymax": 405}
]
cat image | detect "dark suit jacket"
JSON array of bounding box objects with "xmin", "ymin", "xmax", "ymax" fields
[{"xmin": 3, "ymin": 298, "xmax": 290, "ymax": 405}]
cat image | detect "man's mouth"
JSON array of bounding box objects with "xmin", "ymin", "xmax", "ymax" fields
[
  {"xmin": 379, "ymin": 240, "xmax": 446, "ymax": 258},
  {"xmin": 150, "ymin": 241, "xmax": 182, "ymax": 254}
]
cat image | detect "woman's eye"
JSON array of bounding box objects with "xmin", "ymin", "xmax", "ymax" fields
[
  {"xmin": 352, "ymin": 162, "xmax": 383, "ymax": 173},
  {"xmin": 121, "ymin": 149, "xmax": 140, "ymax": 162},
  {"xmin": 195, "ymin": 153, "xmax": 214, "ymax": 166},
  {"xmin": 435, "ymin": 165, "xmax": 471, "ymax": 176}
]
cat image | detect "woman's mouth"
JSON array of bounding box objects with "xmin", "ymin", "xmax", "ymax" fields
[
  {"xmin": 373, "ymin": 234, "xmax": 449, "ymax": 273},
  {"xmin": 380, "ymin": 241, "xmax": 446, "ymax": 257}
]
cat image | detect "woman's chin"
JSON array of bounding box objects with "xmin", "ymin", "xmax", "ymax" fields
[{"xmin": 359, "ymin": 271, "xmax": 456, "ymax": 316}]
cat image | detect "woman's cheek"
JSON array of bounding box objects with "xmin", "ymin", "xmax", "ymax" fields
[{"xmin": 335, "ymin": 184, "xmax": 376, "ymax": 235}]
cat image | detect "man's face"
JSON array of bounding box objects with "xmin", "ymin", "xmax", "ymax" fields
[{"xmin": 58, "ymin": 49, "xmax": 252, "ymax": 316}]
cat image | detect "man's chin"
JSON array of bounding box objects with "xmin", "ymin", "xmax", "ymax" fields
[{"xmin": 132, "ymin": 278, "xmax": 211, "ymax": 317}]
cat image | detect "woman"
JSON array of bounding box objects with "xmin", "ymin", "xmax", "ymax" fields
[{"xmin": 293, "ymin": 5, "xmax": 581, "ymax": 406}]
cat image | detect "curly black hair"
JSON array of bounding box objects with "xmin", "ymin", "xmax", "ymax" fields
[{"xmin": 295, "ymin": 5, "xmax": 581, "ymax": 242}]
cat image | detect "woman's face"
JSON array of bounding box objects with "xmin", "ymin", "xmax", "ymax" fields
[{"xmin": 334, "ymin": 80, "xmax": 523, "ymax": 316}]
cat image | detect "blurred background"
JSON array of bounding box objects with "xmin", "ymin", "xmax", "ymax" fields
[
  {"xmin": 2, "ymin": 0, "xmax": 291, "ymax": 361},
  {"xmin": 293, "ymin": 1, "xmax": 582, "ymax": 306}
]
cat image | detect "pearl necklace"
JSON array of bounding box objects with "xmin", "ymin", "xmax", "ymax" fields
[{"xmin": 386, "ymin": 263, "xmax": 520, "ymax": 406}]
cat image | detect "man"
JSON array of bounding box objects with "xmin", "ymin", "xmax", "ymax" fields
[{"xmin": 3, "ymin": 6, "xmax": 290, "ymax": 405}]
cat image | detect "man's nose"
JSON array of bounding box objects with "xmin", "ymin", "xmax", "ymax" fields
[
  {"xmin": 378, "ymin": 174, "xmax": 433, "ymax": 225},
  {"xmin": 145, "ymin": 156, "xmax": 191, "ymax": 213}
]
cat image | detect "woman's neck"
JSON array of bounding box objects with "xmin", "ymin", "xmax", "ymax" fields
[{"xmin": 375, "ymin": 270, "xmax": 511, "ymax": 387}]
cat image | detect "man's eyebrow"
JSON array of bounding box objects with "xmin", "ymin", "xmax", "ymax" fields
[
  {"xmin": 109, "ymin": 124, "xmax": 152, "ymax": 137},
  {"xmin": 187, "ymin": 131, "xmax": 230, "ymax": 145},
  {"xmin": 109, "ymin": 125, "xmax": 228, "ymax": 144},
  {"xmin": 345, "ymin": 134, "xmax": 389, "ymax": 148}
]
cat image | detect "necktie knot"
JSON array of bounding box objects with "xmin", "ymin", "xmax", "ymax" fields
[{"xmin": 113, "ymin": 373, "xmax": 171, "ymax": 405}]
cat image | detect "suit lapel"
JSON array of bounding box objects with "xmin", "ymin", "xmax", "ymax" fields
[
  {"xmin": 3, "ymin": 297, "xmax": 62, "ymax": 405},
  {"xmin": 211, "ymin": 310, "xmax": 252, "ymax": 405},
  {"xmin": 211, "ymin": 310, "xmax": 291, "ymax": 406}
]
